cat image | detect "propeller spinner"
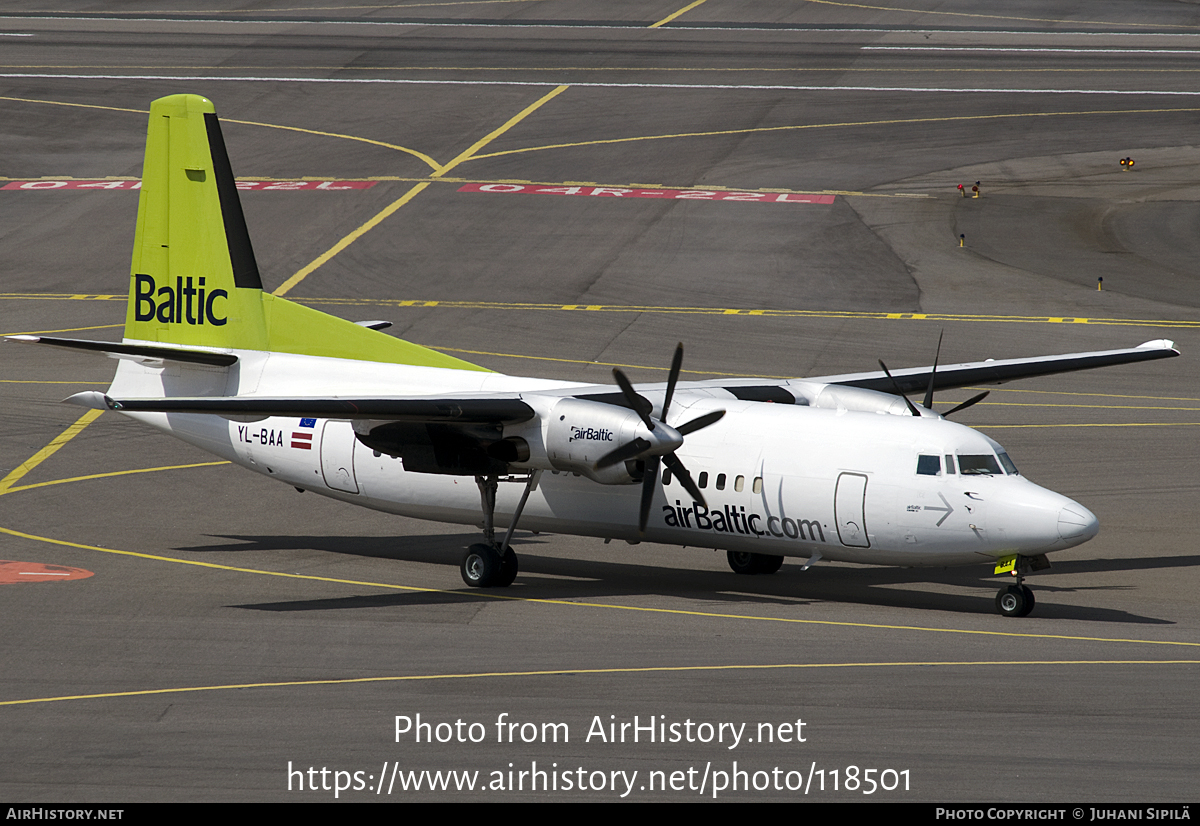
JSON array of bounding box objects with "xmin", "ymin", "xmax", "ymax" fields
[{"xmin": 594, "ymin": 344, "xmax": 725, "ymax": 535}]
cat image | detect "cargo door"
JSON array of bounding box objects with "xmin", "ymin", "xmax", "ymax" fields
[{"xmin": 320, "ymin": 420, "xmax": 359, "ymax": 494}]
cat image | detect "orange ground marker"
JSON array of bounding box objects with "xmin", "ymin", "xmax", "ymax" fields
[{"xmin": 0, "ymin": 560, "xmax": 93, "ymax": 583}]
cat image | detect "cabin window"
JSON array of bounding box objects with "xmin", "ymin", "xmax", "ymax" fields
[
  {"xmin": 734, "ymin": 475, "xmax": 745, "ymax": 492},
  {"xmin": 916, "ymin": 454, "xmax": 941, "ymax": 476},
  {"xmin": 698, "ymin": 471, "xmax": 709, "ymax": 489},
  {"xmin": 716, "ymin": 473, "xmax": 726, "ymax": 491},
  {"xmin": 945, "ymin": 454, "xmax": 956, "ymax": 474},
  {"xmin": 752, "ymin": 477, "xmax": 763, "ymax": 494},
  {"xmin": 958, "ymin": 454, "xmax": 1002, "ymax": 475},
  {"xmin": 662, "ymin": 467, "xmax": 673, "ymax": 486}
]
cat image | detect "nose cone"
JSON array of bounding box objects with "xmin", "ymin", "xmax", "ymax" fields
[
  {"xmin": 1059, "ymin": 503, "xmax": 1099, "ymax": 545},
  {"xmin": 990, "ymin": 480, "xmax": 1100, "ymax": 552}
]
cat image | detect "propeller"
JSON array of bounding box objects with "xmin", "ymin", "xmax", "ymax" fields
[
  {"xmin": 878, "ymin": 359, "xmax": 922, "ymax": 417},
  {"xmin": 881, "ymin": 331, "xmax": 990, "ymax": 419},
  {"xmin": 594, "ymin": 343, "xmax": 725, "ymax": 535},
  {"xmin": 942, "ymin": 390, "xmax": 989, "ymax": 417}
]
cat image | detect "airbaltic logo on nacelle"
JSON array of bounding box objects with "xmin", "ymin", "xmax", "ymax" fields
[
  {"xmin": 569, "ymin": 426, "xmax": 614, "ymax": 442},
  {"xmin": 134, "ymin": 274, "xmax": 228, "ymax": 326}
]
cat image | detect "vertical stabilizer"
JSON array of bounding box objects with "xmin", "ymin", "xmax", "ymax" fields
[
  {"xmin": 126, "ymin": 94, "xmax": 269, "ymax": 350},
  {"xmin": 125, "ymin": 94, "xmax": 486, "ymax": 370}
]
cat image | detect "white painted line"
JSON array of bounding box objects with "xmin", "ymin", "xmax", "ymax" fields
[
  {"xmin": 3, "ymin": 72, "xmax": 1200, "ymax": 97},
  {"xmin": 19, "ymin": 571, "xmax": 70, "ymax": 575},
  {"xmin": 2, "ymin": 16, "xmax": 1200, "ymax": 37},
  {"xmin": 864, "ymin": 46, "xmax": 1200, "ymax": 54}
]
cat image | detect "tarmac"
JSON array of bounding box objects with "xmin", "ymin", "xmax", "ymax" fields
[{"xmin": 1, "ymin": 0, "xmax": 1198, "ymax": 802}]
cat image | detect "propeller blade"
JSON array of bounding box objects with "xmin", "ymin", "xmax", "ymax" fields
[
  {"xmin": 638, "ymin": 457, "xmax": 660, "ymax": 535},
  {"xmin": 943, "ymin": 390, "xmax": 990, "ymax": 418},
  {"xmin": 661, "ymin": 342, "xmax": 684, "ymax": 422},
  {"xmin": 595, "ymin": 437, "xmax": 652, "ymax": 470},
  {"xmin": 663, "ymin": 453, "xmax": 706, "ymax": 509},
  {"xmin": 676, "ymin": 408, "xmax": 725, "ymax": 436},
  {"xmin": 923, "ymin": 330, "xmax": 943, "ymax": 410},
  {"xmin": 612, "ymin": 368, "xmax": 655, "ymax": 430},
  {"xmin": 878, "ymin": 360, "xmax": 922, "ymax": 417}
]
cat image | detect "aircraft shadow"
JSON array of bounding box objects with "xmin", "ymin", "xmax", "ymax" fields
[{"xmin": 189, "ymin": 533, "xmax": 1189, "ymax": 625}]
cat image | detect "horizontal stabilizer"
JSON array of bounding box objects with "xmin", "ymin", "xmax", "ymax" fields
[
  {"xmin": 8, "ymin": 335, "xmax": 237, "ymax": 366},
  {"xmin": 816, "ymin": 340, "xmax": 1179, "ymax": 394},
  {"xmin": 76, "ymin": 394, "xmax": 536, "ymax": 424}
]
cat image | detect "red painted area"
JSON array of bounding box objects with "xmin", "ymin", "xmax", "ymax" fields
[
  {"xmin": 2, "ymin": 180, "xmax": 376, "ymax": 191},
  {"xmin": 1, "ymin": 180, "xmax": 140, "ymax": 190},
  {"xmin": 458, "ymin": 183, "xmax": 834, "ymax": 204},
  {"xmin": 234, "ymin": 181, "xmax": 377, "ymax": 191},
  {"xmin": 0, "ymin": 560, "xmax": 93, "ymax": 583}
]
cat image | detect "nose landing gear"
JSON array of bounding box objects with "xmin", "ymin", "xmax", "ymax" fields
[
  {"xmin": 992, "ymin": 553, "xmax": 1049, "ymax": 617},
  {"xmin": 995, "ymin": 582, "xmax": 1035, "ymax": 617}
]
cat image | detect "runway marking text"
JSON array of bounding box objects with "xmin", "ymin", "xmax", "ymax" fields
[{"xmin": 459, "ymin": 183, "xmax": 834, "ymax": 204}]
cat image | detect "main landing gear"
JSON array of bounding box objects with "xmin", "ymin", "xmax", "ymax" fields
[
  {"xmin": 461, "ymin": 542, "xmax": 518, "ymax": 588},
  {"xmin": 460, "ymin": 471, "xmax": 541, "ymax": 588},
  {"xmin": 727, "ymin": 551, "xmax": 785, "ymax": 575}
]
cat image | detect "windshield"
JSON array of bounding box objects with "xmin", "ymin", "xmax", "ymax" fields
[{"xmin": 958, "ymin": 454, "xmax": 1002, "ymax": 475}]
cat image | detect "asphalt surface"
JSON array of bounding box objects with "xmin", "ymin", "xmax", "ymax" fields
[{"xmin": 2, "ymin": 0, "xmax": 1199, "ymax": 803}]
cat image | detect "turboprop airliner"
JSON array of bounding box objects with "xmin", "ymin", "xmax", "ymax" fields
[{"xmin": 12, "ymin": 95, "xmax": 1179, "ymax": 617}]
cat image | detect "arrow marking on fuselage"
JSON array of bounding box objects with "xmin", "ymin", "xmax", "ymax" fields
[{"xmin": 927, "ymin": 493, "xmax": 954, "ymax": 527}]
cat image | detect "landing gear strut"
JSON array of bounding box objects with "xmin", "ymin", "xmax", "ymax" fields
[{"xmin": 460, "ymin": 471, "xmax": 540, "ymax": 588}]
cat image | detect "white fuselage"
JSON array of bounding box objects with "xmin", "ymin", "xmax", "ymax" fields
[{"xmin": 108, "ymin": 348, "xmax": 1099, "ymax": 568}]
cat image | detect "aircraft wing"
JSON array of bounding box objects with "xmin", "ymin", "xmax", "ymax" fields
[
  {"xmin": 53, "ymin": 340, "xmax": 1180, "ymax": 420},
  {"xmin": 809, "ymin": 339, "xmax": 1179, "ymax": 395},
  {"xmin": 64, "ymin": 391, "xmax": 535, "ymax": 423}
]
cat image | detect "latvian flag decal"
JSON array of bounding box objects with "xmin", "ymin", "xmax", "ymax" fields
[{"xmin": 292, "ymin": 418, "xmax": 317, "ymax": 449}]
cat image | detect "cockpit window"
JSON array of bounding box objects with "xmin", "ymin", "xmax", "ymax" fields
[
  {"xmin": 958, "ymin": 454, "xmax": 1002, "ymax": 475},
  {"xmin": 916, "ymin": 455, "xmax": 941, "ymax": 476},
  {"xmin": 997, "ymin": 450, "xmax": 1019, "ymax": 475}
]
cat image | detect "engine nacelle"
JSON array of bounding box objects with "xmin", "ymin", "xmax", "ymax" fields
[
  {"xmin": 544, "ymin": 397, "xmax": 648, "ymax": 484},
  {"xmin": 809, "ymin": 383, "xmax": 926, "ymax": 416}
]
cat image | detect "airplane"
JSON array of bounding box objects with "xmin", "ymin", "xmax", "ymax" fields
[{"xmin": 11, "ymin": 94, "xmax": 1180, "ymax": 617}]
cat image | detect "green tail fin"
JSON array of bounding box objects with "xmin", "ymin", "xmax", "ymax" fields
[{"xmin": 126, "ymin": 94, "xmax": 486, "ymax": 371}]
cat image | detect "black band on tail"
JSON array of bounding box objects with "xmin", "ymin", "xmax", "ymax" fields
[{"xmin": 204, "ymin": 112, "xmax": 263, "ymax": 291}]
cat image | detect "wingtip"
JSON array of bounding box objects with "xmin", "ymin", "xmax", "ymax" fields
[{"xmin": 62, "ymin": 391, "xmax": 113, "ymax": 410}]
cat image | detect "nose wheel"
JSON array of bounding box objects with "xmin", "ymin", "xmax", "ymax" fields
[{"xmin": 995, "ymin": 583, "xmax": 1035, "ymax": 617}]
